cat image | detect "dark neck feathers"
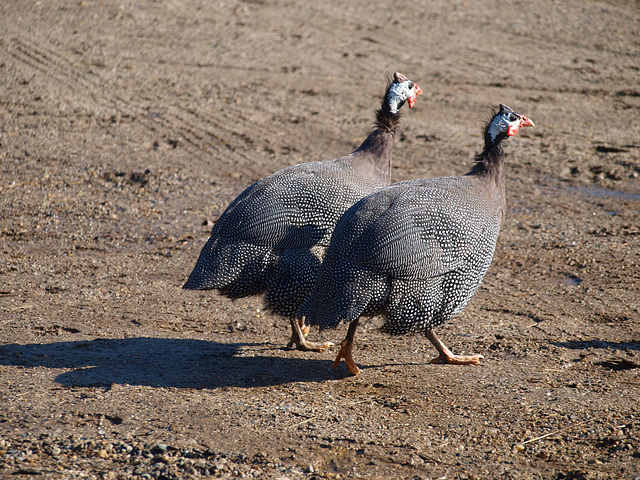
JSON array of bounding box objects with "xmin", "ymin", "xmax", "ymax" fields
[
  {"xmin": 349, "ymin": 92, "xmax": 402, "ymax": 185},
  {"xmin": 468, "ymin": 121, "xmax": 507, "ymax": 178},
  {"xmin": 375, "ymin": 103, "xmax": 401, "ymax": 134},
  {"xmin": 466, "ymin": 126, "xmax": 507, "ymax": 223},
  {"xmin": 353, "ymin": 105, "xmax": 401, "ymax": 156},
  {"xmin": 468, "ymin": 141, "xmax": 505, "ymax": 178}
]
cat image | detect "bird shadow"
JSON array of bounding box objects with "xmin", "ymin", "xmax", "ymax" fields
[
  {"xmin": 0, "ymin": 337, "xmax": 351, "ymax": 389},
  {"xmin": 553, "ymin": 339, "xmax": 640, "ymax": 352}
]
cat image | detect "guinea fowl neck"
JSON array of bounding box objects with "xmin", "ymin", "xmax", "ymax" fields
[
  {"xmin": 467, "ymin": 135, "xmax": 507, "ymax": 222},
  {"xmin": 351, "ymin": 105, "xmax": 400, "ymax": 185},
  {"xmin": 469, "ymin": 139, "xmax": 505, "ymax": 178}
]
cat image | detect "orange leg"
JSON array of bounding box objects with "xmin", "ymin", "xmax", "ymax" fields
[
  {"xmin": 425, "ymin": 329, "xmax": 484, "ymax": 365},
  {"xmin": 287, "ymin": 317, "xmax": 334, "ymax": 352},
  {"xmin": 333, "ymin": 319, "xmax": 361, "ymax": 375}
]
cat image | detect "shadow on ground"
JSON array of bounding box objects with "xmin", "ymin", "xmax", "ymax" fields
[
  {"xmin": 0, "ymin": 337, "xmax": 343, "ymax": 389},
  {"xmin": 554, "ymin": 340, "xmax": 640, "ymax": 351}
]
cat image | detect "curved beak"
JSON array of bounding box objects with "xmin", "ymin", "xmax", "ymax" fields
[{"xmin": 519, "ymin": 115, "xmax": 534, "ymax": 127}]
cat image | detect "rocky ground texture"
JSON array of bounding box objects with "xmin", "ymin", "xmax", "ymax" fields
[{"xmin": 1, "ymin": 1, "xmax": 639, "ymax": 479}]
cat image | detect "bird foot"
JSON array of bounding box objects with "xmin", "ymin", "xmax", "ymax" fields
[
  {"xmin": 290, "ymin": 337, "xmax": 334, "ymax": 352},
  {"xmin": 429, "ymin": 353, "xmax": 484, "ymax": 365},
  {"xmin": 333, "ymin": 339, "xmax": 361, "ymax": 376},
  {"xmin": 287, "ymin": 318, "xmax": 334, "ymax": 352},
  {"xmin": 424, "ymin": 329, "xmax": 484, "ymax": 366}
]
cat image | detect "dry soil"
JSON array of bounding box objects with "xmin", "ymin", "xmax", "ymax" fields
[{"xmin": 1, "ymin": 1, "xmax": 639, "ymax": 479}]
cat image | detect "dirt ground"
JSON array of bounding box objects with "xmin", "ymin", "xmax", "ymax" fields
[{"xmin": 1, "ymin": 1, "xmax": 639, "ymax": 479}]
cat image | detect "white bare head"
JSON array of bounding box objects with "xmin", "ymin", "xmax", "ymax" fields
[{"xmin": 385, "ymin": 72, "xmax": 423, "ymax": 114}]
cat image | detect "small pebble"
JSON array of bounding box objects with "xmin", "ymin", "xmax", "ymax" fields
[
  {"xmin": 153, "ymin": 444, "xmax": 169, "ymax": 453},
  {"xmin": 97, "ymin": 449, "xmax": 109, "ymax": 459}
]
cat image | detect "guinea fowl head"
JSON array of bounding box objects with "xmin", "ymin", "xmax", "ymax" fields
[
  {"xmin": 384, "ymin": 72, "xmax": 423, "ymax": 114},
  {"xmin": 469, "ymin": 104, "xmax": 534, "ymax": 178},
  {"xmin": 485, "ymin": 104, "xmax": 534, "ymax": 147}
]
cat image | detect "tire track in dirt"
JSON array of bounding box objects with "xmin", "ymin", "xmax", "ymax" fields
[
  {"xmin": 307, "ymin": 2, "xmax": 637, "ymax": 102},
  {"xmin": 3, "ymin": 34, "xmax": 283, "ymax": 179},
  {"xmin": 4, "ymin": 30, "xmax": 388, "ymax": 185}
]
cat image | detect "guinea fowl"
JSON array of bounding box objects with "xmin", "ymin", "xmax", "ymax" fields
[
  {"xmin": 298, "ymin": 104, "xmax": 534, "ymax": 375},
  {"xmin": 183, "ymin": 72, "xmax": 422, "ymax": 351}
]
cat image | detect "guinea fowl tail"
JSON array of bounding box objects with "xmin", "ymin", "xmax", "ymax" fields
[{"xmin": 183, "ymin": 235, "xmax": 274, "ymax": 298}]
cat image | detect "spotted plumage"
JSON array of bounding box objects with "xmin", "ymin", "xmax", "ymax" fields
[
  {"xmin": 298, "ymin": 104, "xmax": 534, "ymax": 374},
  {"xmin": 183, "ymin": 73, "xmax": 422, "ymax": 350}
]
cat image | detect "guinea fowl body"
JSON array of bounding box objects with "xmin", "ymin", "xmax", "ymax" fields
[
  {"xmin": 303, "ymin": 174, "xmax": 503, "ymax": 333},
  {"xmin": 184, "ymin": 153, "xmax": 393, "ymax": 316},
  {"xmin": 184, "ymin": 74, "xmax": 422, "ymax": 329},
  {"xmin": 299, "ymin": 104, "xmax": 533, "ymax": 374}
]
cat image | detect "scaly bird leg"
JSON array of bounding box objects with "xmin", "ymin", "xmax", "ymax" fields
[
  {"xmin": 287, "ymin": 317, "xmax": 334, "ymax": 352},
  {"xmin": 333, "ymin": 319, "xmax": 361, "ymax": 375},
  {"xmin": 425, "ymin": 328, "xmax": 484, "ymax": 365}
]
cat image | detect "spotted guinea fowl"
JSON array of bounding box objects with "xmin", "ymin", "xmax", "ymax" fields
[
  {"xmin": 184, "ymin": 72, "xmax": 422, "ymax": 351},
  {"xmin": 298, "ymin": 104, "xmax": 534, "ymax": 375}
]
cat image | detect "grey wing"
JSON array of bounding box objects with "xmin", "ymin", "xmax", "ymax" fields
[
  {"xmin": 348, "ymin": 179, "xmax": 497, "ymax": 281},
  {"xmin": 217, "ymin": 163, "xmax": 341, "ymax": 248}
]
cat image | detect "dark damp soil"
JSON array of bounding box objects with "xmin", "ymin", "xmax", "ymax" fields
[{"xmin": 1, "ymin": 1, "xmax": 639, "ymax": 479}]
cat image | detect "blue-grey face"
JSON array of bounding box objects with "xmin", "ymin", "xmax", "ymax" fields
[{"xmin": 487, "ymin": 104, "xmax": 534, "ymax": 142}]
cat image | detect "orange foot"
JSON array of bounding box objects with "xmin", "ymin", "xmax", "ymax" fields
[
  {"xmin": 287, "ymin": 317, "xmax": 334, "ymax": 352},
  {"xmin": 425, "ymin": 329, "xmax": 484, "ymax": 365},
  {"xmin": 429, "ymin": 353, "xmax": 484, "ymax": 365},
  {"xmin": 333, "ymin": 339, "xmax": 361, "ymax": 376}
]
